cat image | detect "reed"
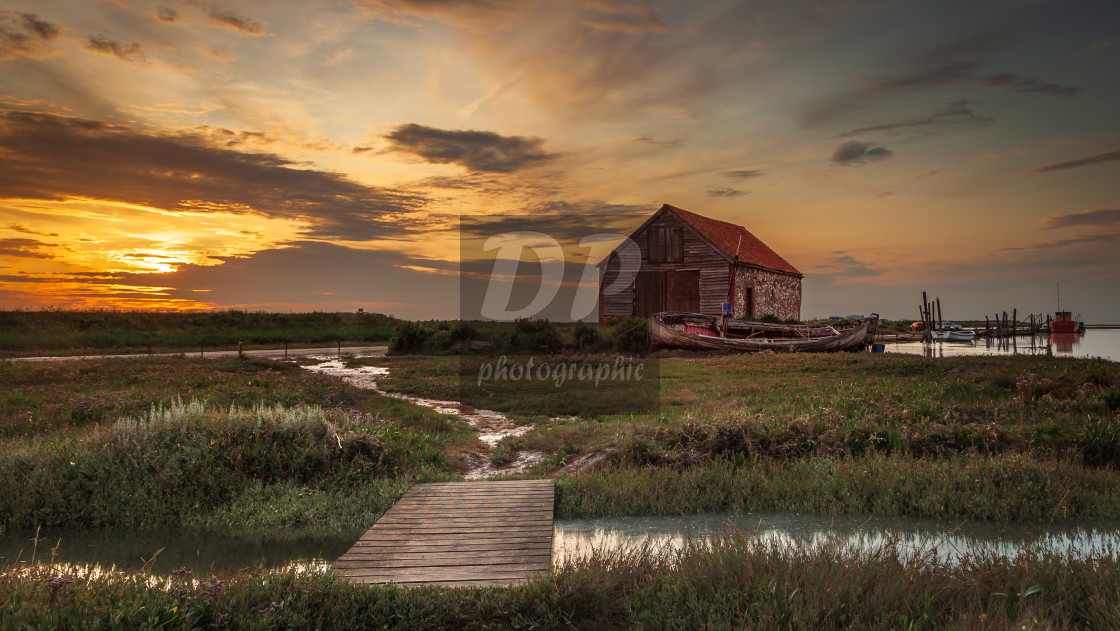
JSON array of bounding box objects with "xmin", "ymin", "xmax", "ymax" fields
[
  {"xmin": 2, "ymin": 531, "xmax": 1117, "ymax": 630},
  {"xmin": 555, "ymin": 455, "xmax": 1120, "ymax": 521}
]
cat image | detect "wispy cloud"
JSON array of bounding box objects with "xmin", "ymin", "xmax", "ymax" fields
[
  {"xmin": 723, "ymin": 170, "xmax": 763, "ymax": 180},
  {"xmin": 383, "ymin": 123, "xmax": 557, "ymax": 173},
  {"xmin": 706, "ymin": 186, "xmax": 745, "ymax": 198},
  {"xmin": 1042, "ymin": 209, "xmax": 1120, "ymax": 229},
  {"xmin": 840, "ymin": 100, "xmax": 994, "ymax": 139},
  {"xmin": 584, "ymin": 0, "xmax": 670, "ymax": 34},
  {"xmin": 0, "ymin": 11, "xmax": 62, "ymax": 60},
  {"xmin": 807, "ymin": 61, "xmax": 1081, "ymax": 125},
  {"xmin": 83, "ymin": 36, "xmax": 146, "ymax": 62},
  {"xmin": 831, "ymin": 141, "xmax": 893, "ymax": 166},
  {"xmin": 1024, "ymin": 148, "xmax": 1120, "ymax": 174},
  {"xmin": 633, "ymin": 135, "xmax": 681, "ymax": 149},
  {"xmin": 809, "ymin": 250, "xmax": 882, "ymax": 279}
]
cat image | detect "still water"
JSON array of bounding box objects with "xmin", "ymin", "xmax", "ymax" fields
[
  {"xmin": 883, "ymin": 328, "xmax": 1120, "ymax": 363},
  {"xmin": 4, "ymin": 512, "xmax": 1118, "ymax": 575}
]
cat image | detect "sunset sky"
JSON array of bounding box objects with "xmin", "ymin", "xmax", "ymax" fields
[{"xmin": 1, "ymin": 0, "xmax": 1118, "ymax": 321}]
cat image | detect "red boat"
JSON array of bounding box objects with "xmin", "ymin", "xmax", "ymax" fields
[{"xmin": 1049, "ymin": 311, "xmax": 1079, "ymax": 334}]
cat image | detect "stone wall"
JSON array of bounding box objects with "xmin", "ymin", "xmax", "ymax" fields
[{"xmin": 732, "ymin": 265, "xmax": 802, "ymax": 321}]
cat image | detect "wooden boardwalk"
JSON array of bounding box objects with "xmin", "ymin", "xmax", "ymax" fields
[{"xmin": 333, "ymin": 480, "xmax": 555, "ymax": 587}]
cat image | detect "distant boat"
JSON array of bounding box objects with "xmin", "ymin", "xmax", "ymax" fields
[
  {"xmin": 649, "ymin": 312, "xmax": 874, "ymax": 352},
  {"xmin": 1049, "ymin": 283, "xmax": 1080, "ymax": 334},
  {"xmin": 1050, "ymin": 311, "xmax": 1079, "ymax": 334},
  {"xmin": 930, "ymin": 329, "xmax": 976, "ymax": 342}
]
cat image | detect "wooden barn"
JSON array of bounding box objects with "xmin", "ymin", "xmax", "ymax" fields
[{"xmin": 598, "ymin": 204, "xmax": 803, "ymax": 324}]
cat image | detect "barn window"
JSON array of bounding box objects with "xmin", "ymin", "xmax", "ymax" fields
[{"xmin": 647, "ymin": 227, "xmax": 683, "ymax": 263}]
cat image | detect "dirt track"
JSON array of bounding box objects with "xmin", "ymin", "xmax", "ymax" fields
[{"xmin": 8, "ymin": 345, "xmax": 389, "ymax": 362}]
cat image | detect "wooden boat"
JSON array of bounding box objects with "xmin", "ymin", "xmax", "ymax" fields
[
  {"xmin": 649, "ymin": 312, "xmax": 873, "ymax": 352},
  {"xmin": 930, "ymin": 329, "xmax": 976, "ymax": 342}
]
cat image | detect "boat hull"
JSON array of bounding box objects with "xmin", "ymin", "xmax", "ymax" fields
[
  {"xmin": 649, "ymin": 313, "xmax": 871, "ymax": 352},
  {"xmin": 1049, "ymin": 320, "xmax": 1079, "ymax": 334}
]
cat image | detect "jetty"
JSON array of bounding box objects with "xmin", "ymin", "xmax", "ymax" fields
[{"xmin": 333, "ymin": 480, "xmax": 555, "ymax": 587}]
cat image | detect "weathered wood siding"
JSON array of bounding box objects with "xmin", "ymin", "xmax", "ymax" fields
[
  {"xmin": 731, "ymin": 265, "xmax": 802, "ymax": 321},
  {"xmin": 599, "ymin": 211, "xmax": 731, "ymax": 322}
]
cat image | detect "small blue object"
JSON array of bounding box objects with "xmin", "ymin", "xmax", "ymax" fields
[
  {"xmin": 721, "ymin": 302, "xmax": 732, "ymax": 317},
  {"xmin": 872, "ymin": 344, "xmax": 885, "ymax": 353}
]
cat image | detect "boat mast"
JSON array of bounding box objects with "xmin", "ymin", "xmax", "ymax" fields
[{"xmin": 1056, "ymin": 282, "xmax": 1061, "ymax": 312}]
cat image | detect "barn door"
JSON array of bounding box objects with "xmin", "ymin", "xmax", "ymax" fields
[
  {"xmin": 634, "ymin": 271, "xmax": 663, "ymax": 317},
  {"xmin": 666, "ymin": 270, "xmax": 700, "ymax": 312}
]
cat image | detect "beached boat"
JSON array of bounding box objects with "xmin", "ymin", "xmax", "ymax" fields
[{"xmin": 648, "ymin": 312, "xmax": 874, "ymax": 352}]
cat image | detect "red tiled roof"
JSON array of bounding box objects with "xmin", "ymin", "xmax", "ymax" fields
[{"xmin": 662, "ymin": 204, "xmax": 802, "ymax": 276}]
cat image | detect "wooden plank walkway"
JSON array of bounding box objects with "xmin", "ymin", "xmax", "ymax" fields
[{"xmin": 333, "ymin": 480, "xmax": 555, "ymax": 587}]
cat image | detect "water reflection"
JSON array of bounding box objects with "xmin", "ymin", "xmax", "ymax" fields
[
  {"xmin": 553, "ymin": 512, "xmax": 1120, "ymax": 565},
  {"xmin": 885, "ymin": 329, "xmax": 1120, "ymax": 362},
  {"xmin": 0, "ymin": 530, "xmax": 357, "ymax": 575}
]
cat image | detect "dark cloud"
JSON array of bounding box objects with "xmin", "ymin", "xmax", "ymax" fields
[
  {"xmin": 633, "ymin": 135, "xmax": 681, "ymax": 149},
  {"xmin": 18, "ymin": 14, "xmax": 61, "ymax": 40},
  {"xmin": 706, "ymin": 186, "xmax": 746, "ymax": 198},
  {"xmin": 105, "ymin": 242, "xmax": 460, "ymax": 317},
  {"xmin": 0, "ymin": 237, "xmax": 54, "ymax": 259},
  {"xmin": 4, "ymin": 223, "xmax": 59, "ymax": 237},
  {"xmin": 186, "ymin": 2, "xmax": 267, "ymax": 35},
  {"xmin": 0, "ymin": 111, "xmax": 429, "ymax": 240},
  {"xmin": 383, "ymin": 123, "xmax": 557, "ymax": 173},
  {"xmin": 157, "ymin": 7, "xmax": 178, "ymax": 24},
  {"xmin": 723, "ymin": 170, "xmax": 763, "ymax": 180},
  {"xmin": 1024, "ymin": 149, "xmax": 1120, "ymax": 174},
  {"xmin": 1043, "ymin": 209, "xmax": 1120, "ymax": 230},
  {"xmin": 840, "ymin": 100, "xmax": 994, "ymax": 139},
  {"xmin": 83, "ymin": 36, "xmax": 146, "ymax": 62},
  {"xmin": 830, "ymin": 141, "xmax": 893, "ymax": 166},
  {"xmin": 0, "ymin": 11, "xmax": 62, "ymax": 60}
]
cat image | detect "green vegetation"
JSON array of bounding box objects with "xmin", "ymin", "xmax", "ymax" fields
[
  {"xmin": 0, "ymin": 310, "xmax": 400, "ymax": 356},
  {"xmin": 0, "ymin": 356, "xmax": 457, "ymax": 439},
  {"xmin": 4, "ymin": 533, "xmax": 1119, "ymax": 630},
  {"xmin": 0, "ymin": 399, "xmax": 453, "ymax": 536},
  {"xmin": 2, "ymin": 330, "xmax": 1119, "ymax": 627}
]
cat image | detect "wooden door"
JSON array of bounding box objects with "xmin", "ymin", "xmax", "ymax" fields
[
  {"xmin": 666, "ymin": 270, "xmax": 700, "ymax": 312},
  {"xmin": 635, "ymin": 271, "xmax": 663, "ymax": 317}
]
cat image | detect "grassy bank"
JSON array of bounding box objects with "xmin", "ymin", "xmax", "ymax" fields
[
  {"xmin": 0, "ymin": 398, "xmax": 459, "ymax": 536},
  {"xmin": 0, "ymin": 310, "xmax": 400, "ymax": 356},
  {"xmin": 3, "ymin": 533, "xmax": 1118, "ymax": 630},
  {"xmin": 0, "ymin": 355, "xmax": 465, "ymax": 439},
  {"xmin": 555, "ymin": 456, "xmax": 1120, "ymax": 521},
  {"xmin": 369, "ymin": 352, "xmax": 1120, "ymax": 464}
]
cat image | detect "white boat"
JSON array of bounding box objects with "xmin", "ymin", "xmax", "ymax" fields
[{"xmin": 930, "ymin": 329, "xmax": 975, "ymax": 342}]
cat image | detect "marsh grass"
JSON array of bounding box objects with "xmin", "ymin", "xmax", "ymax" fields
[
  {"xmin": 363, "ymin": 353, "xmax": 1120, "ymax": 464},
  {"xmin": 0, "ymin": 309, "xmax": 400, "ymax": 355},
  {"xmin": 0, "ymin": 399, "xmax": 450, "ymax": 534},
  {"xmin": 0, "ymin": 356, "xmax": 466, "ymax": 439},
  {"xmin": 555, "ymin": 456, "xmax": 1120, "ymax": 521},
  {"xmin": 2, "ymin": 531, "xmax": 1118, "ymax": 630}
]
